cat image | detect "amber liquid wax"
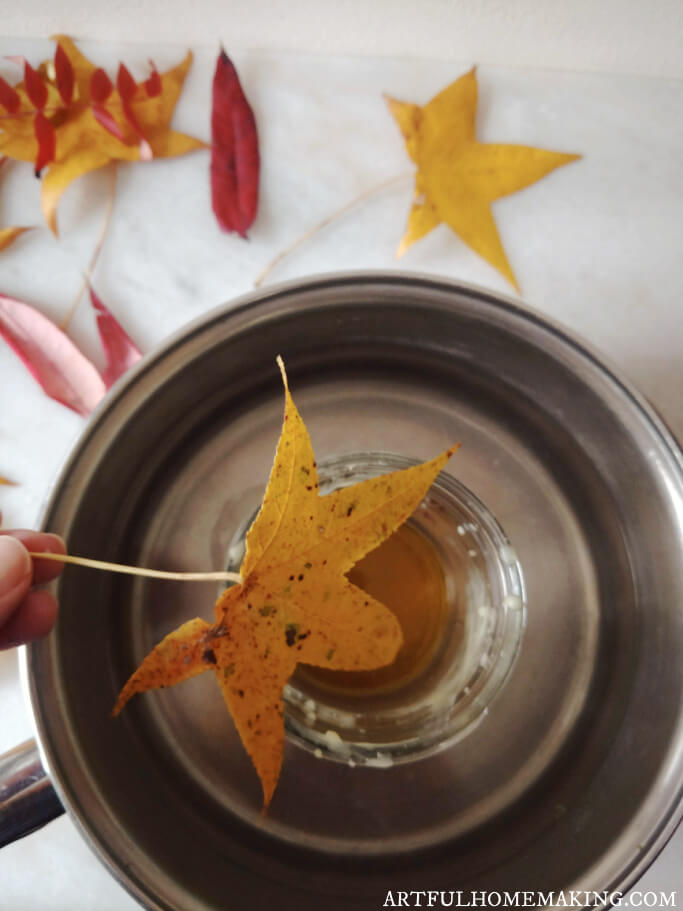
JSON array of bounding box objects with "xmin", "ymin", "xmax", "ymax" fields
[{"xmin": 300, "ymin": 523, "xmax": 453, "ymax": 697}]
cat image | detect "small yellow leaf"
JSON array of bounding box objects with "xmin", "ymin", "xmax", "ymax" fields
[
  {"xmin": 0, "ymin": 475, "xmax": 17, "ymax": 486},
  {"xmin": 50, "ymin": 34, "xmax": 98, "ymax": 101},
  {"xmin": 386, "ymin": 66, "xmax": 580, "ymax": 290},
  {"xmin": 115, "ymin": 359, "xmax": 458, "ymax": 808}
]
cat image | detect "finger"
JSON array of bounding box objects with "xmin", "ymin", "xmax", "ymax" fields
[
  {"xmin": 0, "ymin": 531, "xmax": 66, "ymax": 583},
  {"xmin": 0, "ymin": 536, "xmax": 32, "ymax": 627},
  {"xmin": 0, "ymin": 590, "xmax": 59, "ymax": 650}
]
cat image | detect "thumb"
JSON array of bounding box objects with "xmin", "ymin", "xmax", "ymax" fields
[{"xmin": 0, "ymin": 535, "xmax": 32, "ymax": 626}]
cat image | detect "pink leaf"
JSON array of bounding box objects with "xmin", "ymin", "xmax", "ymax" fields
[
  {"xmin": 92, "ymin": 104, "xmax": 125, "ymax": 141},
  {"xmin": 89, "ymin": 287, "xmax": 142, "ymax": 387},
  {"xmin": 0, "ymin": 294, "xmax": 106, "ymax": 416}
]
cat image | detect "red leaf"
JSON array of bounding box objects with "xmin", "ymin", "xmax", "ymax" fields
[
  {"xmin": 0, "ymin": 75, "xmax": 20, "ymax": 114},
  {"xmin": 23, "ymin": 60, "xmax": 47, "ymax": 110},
  {"xmin": 90, "ymin": 67, "xmax": 113, "ymax": 105},
  {"xmin": 54, "ymin": 43, "xmax": 74, "ymax": 106},
  {"xmin": 89, "ymin": 287, "xmax": 142, "ymax": 387},
  {"xmin": 0, "ymin": 294, "xmax": 106, "ymax": 416},
  {"xmin": 33, "ymin": 111, "xmax": 56, "ymax": 176},
  {"xmin": 92, "ymin": 104, "xmax": 125, "ymax": 141},
  {"xmin": 116, "ymin": 63, "xmax": 137, "ymax": 103},
  {"xmin": 144, "ymin": 62, "xmax": 162, "ymax": 98},
  {"xmin": 210, "ymin": 49, "xmax": 259, "ymax": 238},
  {"xmin": 114, "ymin": 63, "xmax": 152, "ymax": 159}
]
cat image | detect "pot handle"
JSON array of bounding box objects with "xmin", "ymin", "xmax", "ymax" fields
[{"xmin": 0, "ymin": 738, "xmax": 64, "ymax": 847}]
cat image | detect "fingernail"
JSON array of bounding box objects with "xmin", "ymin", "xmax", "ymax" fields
[{"xmin": 0, "ymin": 536, "xmax": 32, "ymax": 595}]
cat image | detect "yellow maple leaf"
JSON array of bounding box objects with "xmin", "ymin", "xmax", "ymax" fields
[
  {"xmin": 0, "ymin": 37, "xmax": 206, "ymax": 235},
  {"xmin": 385, "ymin": 67, "xmax": 581, "ymax": 291},
  {"xmin": 114, "ymin": 359, "xmax": 458, "ymax": 808}
]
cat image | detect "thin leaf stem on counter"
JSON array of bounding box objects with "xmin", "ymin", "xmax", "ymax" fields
[
  {"xmin": 60, "ymin": 162, "xmax": 117, "ymax": 331},
  {"xmin": 253, "ymin": 172, "xmax": 412, "ymax": 288}
]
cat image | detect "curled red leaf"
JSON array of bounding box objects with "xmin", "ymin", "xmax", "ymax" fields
[
  {"xmin": 116, "ymin": 63, "xmax": 137, "ymax": 103},
  {"xmin": 54, "ymin": 43, "xmax": 74, "ymax": 106},
  {"xmin": 0, "ymin": 75, "xmax": 20, "ymax": 114},
  {"xmin": 90, "ymin": 67, "xmax": 113, "ymax": 105},
  {"xmin": 23, "ymin": 60, "xmax": 47, "ymax": 110},
  {"xmin": 89, "ymin": 287, "xmax": 142, "ymax": 387},
  {"xmin": 0, "ymin": 294, "xmax": 106, "ymax": 416},
  {"xmin": 143, "ymin": 62, "xmax": 162, "ymax": 98},
  {"xmin": 33, "ymin": 111, "xmax": 56, "ymax": 176},
  {"xmin": 210, "ymin": 49, "xmax": 259, "ymax": 238}
]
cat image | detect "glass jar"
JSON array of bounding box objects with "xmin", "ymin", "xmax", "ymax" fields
[{"xmin": 226, "ymin": 451, "xmax": 526, "ymax": 768}]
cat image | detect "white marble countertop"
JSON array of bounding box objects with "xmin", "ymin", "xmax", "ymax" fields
[{"xmin": 0, "ymin": 38, "xmax": 681, "ymax": 908}]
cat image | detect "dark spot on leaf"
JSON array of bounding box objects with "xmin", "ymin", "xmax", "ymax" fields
[
  {"xmin": 260, "ymin": 605, "xmax": 275, "ymax": 617},
  {"xmin": 304, "ymin": 562, "xmax": 312, "ymax": 569},
  {"xmin": 202, "ymin": 649, "xmax": 217, "ymax": 665},
  {"xmin": 285, "ymin": 623, "xmax": 299, "ymax": 647},
  {"xmin": 326, "ymin": 648, "xmax": 335, "ymax": 661},
  {"xmin": 298, "ymin": 573, "xmax": 304, "ymax": 581},
  {"xmin": 223, "ymin": 663, "xmax": 235, "ymax": 678}
]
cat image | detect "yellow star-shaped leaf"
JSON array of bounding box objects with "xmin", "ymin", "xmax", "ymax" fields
[
  {"xmin": 386, "ymin": 67, "xmax": 581, "ymax": 291},
  {"xmin": 113, "ymin": 359, "xmax": 457, "ymax": 808}
]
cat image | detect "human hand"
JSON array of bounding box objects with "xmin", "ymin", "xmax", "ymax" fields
[{"xmin": 0, "ymin": 530, "xmax": 66, "ymax": 650}]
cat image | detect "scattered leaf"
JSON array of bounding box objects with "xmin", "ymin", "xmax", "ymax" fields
[
  {"xmin": 385, "ymin": 67, "xmax": 580, "ymax": 290},
  {"xmin": 116, "ymin": 63, "xmax": 137, "ymax": 103},
  {"xmin": 211, "ymin": 49, "xmax": 259, "ymax": 237},
  {"xmin": 23, "ymin": 60, "xmax": 47, "ymax": 110},
  {"xmin": 54, "ymin": 43, "xmax": 74, "ymax": 106},
  {"xmin": 33, "ymin": 111, "xmax": 56, "ymax": 175},
  {"xmin": 89, "ymin": 286, "xmax": 142, "ymax": 387},
  {"xmin": 143, "ymin": 62, "xmax": 162, "ymax": 98},
  {"xmin": 0, "ymin": 37, "xmax": 207, "ymax": 235},
  {"xmin": 90, "ymin": 67, "xmax": 114, "ymax": 105},
  {"xmin": 116, "ymin": 63, "xmax": 152, "ymax": 160},
  {"xmin": 0, "ymin": 476, "xmax": 16, "ymax": 486},
  {"xmin": 114, "ymin": 358, "xmax": 458, "ymax": 808},
  {"xmin": 0, "ymin": 75, "xmax": 20, "ymax": 113},
  {"xmin": 0, "ymin": 293, "xmax": 106, "ymax": 415}
]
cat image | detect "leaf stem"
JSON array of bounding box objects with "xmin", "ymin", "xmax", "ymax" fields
[
  {"xmin": 253, "ymin": 172, "xmax": 412, "ymax": 288},
  {"xmin": 60, "ymin": 162, "xmax": 117, "ymax": 331},
  {"xmin": 29, "ymin": 551, "xmax": 242, "ymax": 584}
]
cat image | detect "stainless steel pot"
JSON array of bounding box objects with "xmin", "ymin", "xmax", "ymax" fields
[{"xmin": 2, "ymin": 273, "xmax": 682, "ymax": 909}]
